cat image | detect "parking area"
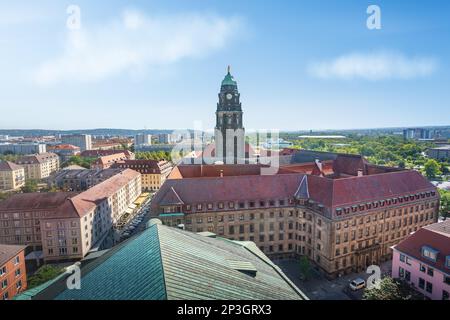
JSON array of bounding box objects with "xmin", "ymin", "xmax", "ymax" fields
[
  {"xmin": 274, "ymin": 259, "xmax": 392, "ymax": 300},
  {"xmin": 116, "ymin": 192, "xmax": 154, "ymax": 242}
]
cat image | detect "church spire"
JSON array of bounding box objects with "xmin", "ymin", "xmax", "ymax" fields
[{"xmin": 227, "ymin": 65, "xmax": 231, "ymax": 74}]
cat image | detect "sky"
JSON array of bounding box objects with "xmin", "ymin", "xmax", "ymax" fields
[{"xmin": 0, "ymin": 0, "xmax": 449, "ymax": 131}]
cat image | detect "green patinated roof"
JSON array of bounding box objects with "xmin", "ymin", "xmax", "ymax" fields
[
  {"xmin": 221, "ymin": 71, "xmax": 237, "ymax": 86},
  {"xmin": 17, "ymin": 222, "xmax": 307, "ymax": 300}
]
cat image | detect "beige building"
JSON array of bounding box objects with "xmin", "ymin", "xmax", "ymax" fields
[
  {"xmin": 112, "ymin": 160, "xmax": 172, "ymax": 191},
  {"xmin": 151, "ymin": 156, "xmax": 440, "ymax": 278},
  {"xmin": 0, "ymin": 169, "xmax": 141, "ymax": 262},
  {"xmin": 0, "ymin": 161, "xmax": 25, "ymax": 191},
  {"xmin": 15, "ymin": 153, "xmax": 60, "ymax": 181}
]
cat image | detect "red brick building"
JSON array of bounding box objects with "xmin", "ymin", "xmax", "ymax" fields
[{"xmin": 0, "ymin": 244, "xmax": 27, "ymax": 300}]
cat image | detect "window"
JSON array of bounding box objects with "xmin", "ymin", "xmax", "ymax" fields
[
  {"xmin": 426, "ymin": 282, "xmax": 433, "ymax": 294},
  {"xmin": 15, "ymin": 269, "xmax": 21, "ymax": 277},
  {"xmin": 14, "ymin": 256, "xmax": 20, "ymax": 265},
  {"xmin": 420, "ymin": 264, "xmax": 426, "ymax": 273},
  {"xmin": 0, "ymin": 266, "xmax": 6, "ymax": 277},
  {"xmin": 228, "ymin": 226, "xmax": 235, "ymax": 235},
  {"xmin": 405, "ymin": 270, "xmax": 411, "ymax": 282},
  {"xmin": 399, "ymin": 267, "xmax": 405, "ymax": 278},
  {"xmin": 443, "ymin": 290, "xmax": 449, "ymax": 301},
  {"xmin": 427, "ymin": 267, "xmax": 434, "ymax": 277},
  {"xmin": 400, "ymin": 254, "xmax": 406, "ymax": 262},
  {"xmin": 418, "ymin": 278, "xmax": 425, "ymax": 289},
  {"xmin": 1, "ymin": 279, "xmax": 7, "ymax": 289},
  {"xmin": 421, "ymin": 246, "xmax": 439, "ymax": 262},
  {"xmin": 446, "ymin": 256, "xmax": 450, "ymax": 269}
]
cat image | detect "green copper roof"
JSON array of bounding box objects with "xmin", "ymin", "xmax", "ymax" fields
[
  {"xmin": 19, "ymin": 222, "xmax": 307, "ymax": 300},
  {"xmin": 56, "ymin": 225, "xmax": 166, "ymax": 300},
  {"xmin": 221, "ymin": 71, "xmax": 237, "ymax": 86}
]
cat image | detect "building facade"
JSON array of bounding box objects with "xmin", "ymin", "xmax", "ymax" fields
[
  {"xmin": 0, "ymin": 161, "xmax": 25, "ymax": 191},
  {"xmin": 90, "ymin": 153, "xmax": 127, "ymax": 170},
  {"xmin": 151, "ymin": 157, "xmax": 440, "ymax": 278},
  {"xmin": 392, "ymin": 220, "xmax": 450, "ymax": 300},
  {"xmin": 61, "ymin": 134, "xmax": 92, "ymax": 152},
  {"xmin": 111, "ymin": 160, "xmax": 172, "ymax": 191},
  {"xmin": 15, "ymin": 152, "xmax": 60, "ymax": 180},
  {"xmin": 80, "ymin": 149, "xmax": 135, "ymax": 160},
  {"xmin": 47, "ymin": 168, "xmax": 124, "ymax": 191},
  {"xmin": 0, "ymin": 244, "xmax": 27, "ymax": 300},
  {"xmin": 427, "ymin": 146, "xmax": 450, "ymax": 160},
  {"xmin": 134, "ymin": 134, "xmax": 152, "ymax": 146},
  {"xmin": 214, "ymin": 66, "xmax": 245, "ymax": 164},
  {"xmin": 0, "ymin": 143, "xmax": 46, "ymax": 155},
  {"xmin": 0, "ymin": 169, "xmax": 141, "ymax": 262},
  {"xmin": 47, "ymin": 144, "xmax": 81, "ymax": 162}
]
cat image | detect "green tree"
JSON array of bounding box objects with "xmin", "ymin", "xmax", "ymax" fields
[
  {"xmin": 299, "ymin": 256, "xmax": 312, "ymax": 281},
  {"xmin": 27, "ymin": 265, "xmax": 64, "ymax": 289},
  {"xmin": 21, "ymin": 180, "xmax": 38, "ymax": 193},
  {"xmin": 363, "ymin": 277, "xmax": 423, "ymax": 300},
  {"xmin": 439, "ymin": 189, "xmax": 450, "ymax": 219},
  {"xmin": 424, "ymin": 159, "xmax": 442, "ymax": 179}
]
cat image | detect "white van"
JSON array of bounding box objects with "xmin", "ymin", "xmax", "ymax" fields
[{"xmin": 349, "ymin": 278, "xmax": 366, "ymax": 291}]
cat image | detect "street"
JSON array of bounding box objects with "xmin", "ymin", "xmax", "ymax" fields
[{"xmin": 274, "ymin": 259, "xmax": 392, "ymax": 300}]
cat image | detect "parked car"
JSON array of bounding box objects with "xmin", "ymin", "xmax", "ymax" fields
[{"xmin": 349, "ymin": 278, "xmax": 366, "ymax": 291}]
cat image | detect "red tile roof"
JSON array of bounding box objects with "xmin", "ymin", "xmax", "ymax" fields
[
  {"xmin": 153, "ymin": 168, "xmax": 437, "ymax": 218},
  {"xmin": 63, "ymin": 169, "xmax": 141, "ymax": 218},
  {"xmin": 394, "ymin": 220, "xmax": 450, "ymax": 273},
  {"xmin": 0, "ymin": 192, "xmax": 77, "ymax": 212},
  {"xmin": 48, "ymin": 144, "xmax": 80, "ymax": 151},
  {"xmin": 0, "ymin": 169, "xmax": 140, "ymax": 219},
  {"xmin": 80, "ymin": 150, "xmax": 134, "ymax": 158}
]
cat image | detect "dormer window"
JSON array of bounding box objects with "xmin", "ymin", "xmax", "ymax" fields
[{"xmin": 421, "ymin": 246, "xmax": 439, "ymax": 262}]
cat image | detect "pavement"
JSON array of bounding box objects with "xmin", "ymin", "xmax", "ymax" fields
[{"xmin": 274, "ymin": 259, "xmax": 392, "ymax": 300}]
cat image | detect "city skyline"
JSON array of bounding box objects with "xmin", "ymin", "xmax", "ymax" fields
[{"xmin": 1, "ymin": 0, "xmax": 450, "ymax": 131}]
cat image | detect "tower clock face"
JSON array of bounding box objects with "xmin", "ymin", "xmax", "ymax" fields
[{"xmin": 226, "ymin": 93, "xmax": 233, "ymax": 100}]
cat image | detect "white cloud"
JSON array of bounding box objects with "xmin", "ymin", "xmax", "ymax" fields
[
  {"xmin": 308, "ymin": 52, "xmax": 437, "ymax": 80},
  {"xmin": 32, "ymin": 10, "xmax": 242, "ymax": 86}
]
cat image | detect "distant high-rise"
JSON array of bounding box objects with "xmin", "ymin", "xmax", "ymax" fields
[
  {"xmin": 214, "ymin": 66, "xmax": 245, "ymax": 164},
  {"xmin": 403, "ymin": 128, "xmax": 434, "ymax": 140},
  {"xmin": 134, "ymin": 133, "xmax": 152, "ymax": 146},
  {"xmin": 61, "ymin": 134, "xmax": 92, "ymax": 151}
]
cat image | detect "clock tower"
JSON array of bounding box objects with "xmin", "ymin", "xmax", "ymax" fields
[{"xmin": 214, "ymin": 66, "xmax": 245, "ymax": 164}]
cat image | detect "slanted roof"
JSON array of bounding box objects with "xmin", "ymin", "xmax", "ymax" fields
[
  {"xmin": 0, "ymin": 161, "xmax": 23, "ymax": 171},
  {"xmin": 294, "ymin": 175, "xmax": 309, "ymax": 199},
  {"xmin": 24, "ymin": 223, "xmax": 307, "ymax": 300},
  {"xmin": 159, "ymin": 187, "xmax": 184, "ymax": 206},
  {"xmin": 394, "ymin": 220, "xmax": 450, "ymax": 273},
  {"xmin": 0, "ymin": 244, "xmax": 26, "ymax": 266}
]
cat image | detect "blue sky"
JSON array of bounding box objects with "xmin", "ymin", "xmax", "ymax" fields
[{"xmin": 0, "ymin": 0, "xmax": 449, "ymax": 131}]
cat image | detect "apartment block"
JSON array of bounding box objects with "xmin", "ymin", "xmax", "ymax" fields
[
  {"xmin": 392, "ymin": 220, "xmax": 450, "ymax": 300},
  {"xmin": 47, "ymin": 168, "xmax": 124, "ymax": 191},
  {"xmin": 0, "ymin": 169, "xmax": 141, "ymax": 262},
  {"xmin": 0, "ymin": 244, "xmax": 27, "ymax": 300},
  {"xmin": 90, "ymin": 153, "xmax": 127, "ymax": 170},
  {"xmin": 15, "ymin": 153, "xmax": 60, "ymax": 180},
  {"xmin": 111, "ymin": 160, "xmax": 172, "ymax": 191},
  {"xmin": 0, "ymin": 143, "xmax": 46, "ymax": 155},
  {"xmin": 61, "ymin": 134, "xmax": 92, "ymax": 152},
  {"xmin": 0, "ymin": 161, "xmax": 25, "ymax": 191}
]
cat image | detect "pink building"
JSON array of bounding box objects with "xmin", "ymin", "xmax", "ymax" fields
[{"xmin": 392, "ymin": 220, "xmax": 450, "ymax": 300}]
